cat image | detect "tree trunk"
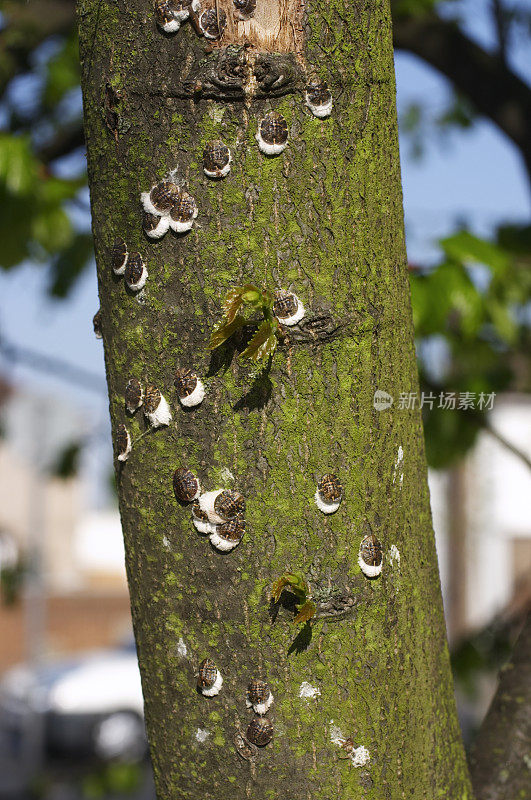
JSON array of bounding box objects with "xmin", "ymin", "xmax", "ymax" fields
[
  {"xmin": 78, "ymin": 1, "xmax": 473, "ymax": 797},
  {"xmin": 469, "ymin": 612, "xmax": 531, "ymax": 800}
]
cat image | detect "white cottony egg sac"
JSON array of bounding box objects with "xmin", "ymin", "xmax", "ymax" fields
[
  {"xmin": 280, "ymin": 298, "xmax": 305, "ymax": 326},
  {"xmin": 192, "ymin": 516, "xmax": 216, "ymax": 535},
  {"xmin": 388, "ymin": 544, "xmax": 401, "ymax": 568},
  {"xmin": 195, "ymin": 728, "xmax": 210, "ymax": 743},
  {"xmin": 144, "ymin": 215, "xmax": 170, "ymax": 239},
  {"xmin": 314, "ymin": 490, "xmax": 340, "ymax": 515},
  {"xmin": 179, "ymin": 380, "xmax": 205, "ymax": 408},
  {"xmin": 145, "ymin": 394, "xmax": 172, "ymax": 428},
  {"xmin": 255, "ymin": 132, "xmax": 287, "ymax": 156},
  {"xmin": 358, "ymin": 554, "xmax": 383, "ymax": 578},
  {"xmin": 198, "ymin": 490, "xmax": 224, "ymax": 524},
  {"xmin": 200, "ymin": 670, "xmax": 223, "ymax": 697},
  {"xmin": 246, "ymin": 693, "xmax": 274, "ymax": 716},
  {"xmin": 209, "ymin": 530, "xmax": 239, "ymax": 552}
]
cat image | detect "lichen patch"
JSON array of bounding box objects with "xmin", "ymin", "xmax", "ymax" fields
[
  {"xmin": 299, "ymin": 681, "xmax": 321, "ymax": 700},
  {"xmin": 195, "ymin": 728, "xmax": 210, "ymax": 743}
]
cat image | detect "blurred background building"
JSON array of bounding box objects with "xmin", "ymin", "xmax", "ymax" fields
[{"xmin": 0, "ymin": 379, "xmax": 130, "ymax": 673}]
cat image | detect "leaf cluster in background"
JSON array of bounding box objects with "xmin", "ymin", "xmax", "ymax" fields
[
  {"xmin": 0, "ymin": 10, "xmax": 92, "ymax": 296},
  {"xmin": 271, "ymin": 572, "xmax": 317, "ymax": 624},
  {"xmin": 410, "ymin": 224, "xmax": 531, "ymax": 468},
  {"xmin": 210, "ymin": 284, "xmax": 278, "ymax": 363}
]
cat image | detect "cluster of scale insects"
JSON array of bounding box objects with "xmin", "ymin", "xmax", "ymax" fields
[{"xmin": 96, "ymin": 0, "xmax": 388, "ymax": 762}]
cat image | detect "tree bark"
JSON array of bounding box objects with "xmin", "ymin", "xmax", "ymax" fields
[
  {"xmin": 78, "ymin": 1, "xmax": 473, "ymax": 798},
  {"xmin": 469, "ymin": 613, "xmax": 531, "ymax": 800}
]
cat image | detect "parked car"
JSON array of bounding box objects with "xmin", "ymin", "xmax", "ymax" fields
[{"xmin": 0, "ymin": 639, "xmax": 146, "ymax": 771}]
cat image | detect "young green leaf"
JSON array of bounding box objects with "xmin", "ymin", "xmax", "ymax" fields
[
  {"xmin": 241, "ymin": 320, "xmax": 277, "ymax": 362},
  {"xmin": 293, "ymin": 600, "xmax": 317, "ymax": 624},
  {"xmin": 223, "ymin": 284, "xmax": 259, "ymax": 323},
  {"xmin": 209, "ymin": 314, "xmax": 246, "ymax": 350},
  {"xmin": 271, "ymin": 572, "xmax": 309, "ymax": 603},
  {"xmin": 241, "ymin": 288, "xmax": 261, "ymax": 305}
]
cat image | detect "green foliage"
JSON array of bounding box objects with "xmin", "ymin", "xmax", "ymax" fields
[
  {"xmin": 210, "ymin": 284, "xmax": 279, "ymax": 364},
  {"xmin": 49, "ymin": 232, "xmax": 95, "ymax": 297},
  {"xmin": 271, "ymin": 572, "xmax": 317, "ymax": 624},
  {"xmin": 0, "ymin": 11, "xmax": 91, "ymax": 293},
  {"xmin": 0, "ymin": 132, "xmax": 91, "ymax": 274},
  {"xmin": 411, "ymin": 224, "xmax": 531, "ymax": 468}
]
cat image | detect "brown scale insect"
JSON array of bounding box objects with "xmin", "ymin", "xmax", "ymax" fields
[
  {"xmin": 233, "ymin": 0, "xmax": 256, "ymax": 19},
  {"xmin": 142, "ymin": 209, "xmax": 170, "ymax": 239},
  {"xmin": 247, "ymin": 679, "xmax": 271, "ymax": 706},
  {"xmin": 217, "ymin": 515, "xmax": 245, "ymax": 542},
  {"xmin": 192, "ymin": 501, "xmax": 209, "ymax": 523},
  {"xmin": 111, "ymin": 237, "xmax": 128, "ymax": 275},
  {"xmin": 174, "ymin": 368, "xmax": 198, "ymax": 399},
  {"xmin": 173, "ymin": 467, "xmax": 201, "ymax": 503},
  {"xmin": 197, "ymin": 658, "xmax": 218, "ymax": 689},
  {"xmin": 143, "ymin": 385, "xmax": 162, "ymax": 415},
  {"xmin": 124, "ymin": 252, "xmax": 146, "ymax": 289},
  {"xmin": 246, "ymin": 717, "xmax": 273, "ymax": 747},
  {"xmin": 359, "ymin": 534, "xmax": 383, "ymax": 567},
  {"xmin": 306, "ymin": 83, "xmax": 332, "ymax": 108},
  {"xmin": 150, "ymin": 181, "xmax": 180, "ymax": 213},
  {"xmin": 210, "ymin": 514, "xmax": 245, "ymax": 551},
  {"xmin": 256, "ymin": 112, "xmax": 288, "ymax": 155},
  {"xmin": 212, "ymin": 515, "xmax": 245, "ymax": 551},
  {"xmin": 125, "ymin": 378, "xmax": 144, "ymax": 413},
  {"xmin": 202, "ymin": 140, "xmax": 231, "ymax": 178},
  {"xmin": 214, "ymin": 489, "xmax": 245, "ymax": 521},
  {"xmin": 199, "ymin": 7, "xmax": 227, "ymax": 39},
  {"xmin": 273, "ymin": 291, "xmax": 298, "ymax": 321},
  {"xmin": 197, "ymin": 658, "xmax": 223, "ymax": 696},
  {"xmin": 142, "ymin": 211, "xmax": 160, "ymax": 234},
  {"xmin": 93, "ymin": 309, "xmax": 102, "ymax": 339},
  {"xmin": 116, "ymin": 423, "xmax": 131, "ymax": 461},
  {"xmin": 155, "ymin": 0, "xmax": 176, "ymax": 27},
  {"xmin": 317, "ymin": 474, "xmax": 343, "ymax": 504},
  {"xmin": 169, "ymin": 191, "xmax": 197, "ymax": 233},
  {"xmin": 306, "ymin": 81, "xmax": 333, "ymax": 119}
]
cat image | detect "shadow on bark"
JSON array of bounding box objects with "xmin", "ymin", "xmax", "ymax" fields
[
  {"xmin": 233, "ymin": 365, "xmax": 273, "ymax": 412},
  {"xmin": 206, "ymin": 325, "xmax": 256, "ymax": 377},
  {"xmin": 287, "ymin": 622, "xmax": 313, "ymax": 656},
  {"xmin": 268, "ymin": 596, "xmax": 314, "ymax": 655}
]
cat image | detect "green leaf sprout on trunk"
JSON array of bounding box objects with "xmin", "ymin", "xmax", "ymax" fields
[
  {"xmin": 271, "ymin": 572, "xmax": 317, "ymax": 624},
  {"xmin": 209, "ymin": 284, "xmax": 279, "ymax": 363}
]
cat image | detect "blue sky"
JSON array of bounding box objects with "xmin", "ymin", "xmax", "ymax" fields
[{"xmin": 0, "ymin": 1, "xmax": 530, "ymax": 506}]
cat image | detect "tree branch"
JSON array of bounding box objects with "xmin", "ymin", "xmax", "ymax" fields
[
  {"xmin": 0, "ymin": 0, "xmax": 76, "ymax": 96},
  {"xmin": 392, "ymin": 10, "xmax": 531, "ymax": 186},
  {"xmin": 483, "ymin": 418, "xmax": 531, "ymax": 472},
  {"xmin": 469, "ymin": 612, "xmax": 531, "ymax": 800}
]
